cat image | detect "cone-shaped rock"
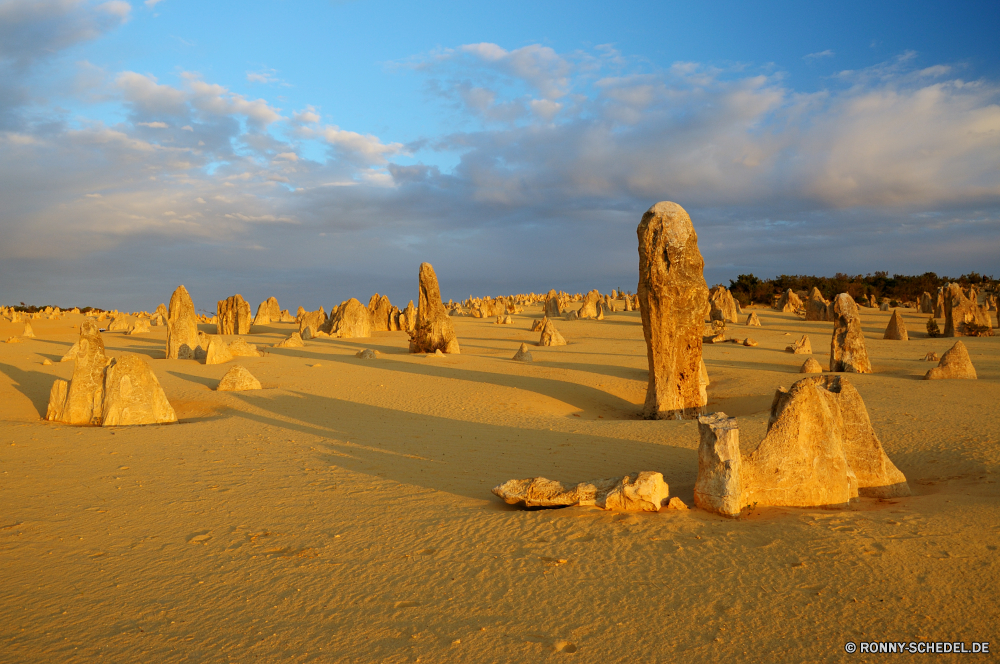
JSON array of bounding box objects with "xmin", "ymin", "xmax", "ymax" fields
[
  {"xmin": 943, "ymin": 283, "xmax": 993, "ymax": 337},
  {"xmin": 577, "ymin": 290, "xmax": 601, "ymax": 319},
  {"xmin": 538, "ymin": 319, "xmax": 566, "ymax": 346},
  {"xmin": 805, "ymin": 288, "xmax": 830, "ymax": 322},
  {"xmin": 409, "ymin": 263, "xmax": 460, "ymax": 354},
  {"xmin": 166, "ymin": 285, "xmax": 202, "ymax": 360},
  {"xmin": 205, "ymin": 336, "xmax": 234, "ymax": 364},
  {"xmin": 101, "ymin": 354, "xmax": 177, "ymax": 426},
  {"xmin": 22, "ymin": 322, "xmax": 35, "ymax": 338},
  {"xmin": 368, "ymin": 294, "xmax": 393, "ymax": 332},
  {"xmin": 776, "ymin": 289, "xmax": 803, "ymax": 312},
  {"xmin": 512, "ymin": 343, "xmax": 533, "ymax": 361},
  {"xmin": 543, "ymin": 290, "xmax": 562, "ymax": 317},
  {"xmin": 217, "ymin": 365, "xmax": 262, "ymax": 391},
  {"xmin": 883, "ymin": 309, "xmax": 908, "ymax": 340},
  {"xmin": 745, "ymin": 312, "xmax": 761, "ymax": 326},
  {"xmin": 637, "ymin": 201, "xmax": 708, "ymax": 420},
  {"xmin": 708, "ymin": 286, "xmax": 738, "ymax": 323},
  {"xmin": 274, "ymin": 332, "xmax": 304, "ymax": 348},
  {"xmin": 830, "ymin": 293, "xmax": 872, "ymax": 373},
  {"xmin": 800, "ymin": 357, "xmax": 823, "ymax": 373},
  {"xmin": 492, "ymin": 472, "xmax": 668, "ymax": 512},
  {"xmin": 786, "ymin": 335, "xmax": 812, "ymax": 354},
  {"xmin": 924, "ymin": 341, "xmax": 977, "ymax": 380}
]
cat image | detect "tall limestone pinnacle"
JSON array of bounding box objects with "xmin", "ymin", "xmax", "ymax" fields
[
  {"xmin": 166, "ymin": 285, "xmax": 202, "ymax": 360},
  {"xmin": 636, "ymin": 201, "xmax": 709, "ymax": 419},
  {"xmin": 409, "ymin": 262, "xmax": 460, "ymax": 354}
]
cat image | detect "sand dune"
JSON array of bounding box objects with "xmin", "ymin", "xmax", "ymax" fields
[{"xmin": 1, "ymin": 305, "xmax": 998, "ymax": 662}]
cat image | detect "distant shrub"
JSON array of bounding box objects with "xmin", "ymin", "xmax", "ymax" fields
[{"xmin": 926, "ymin": 319, "xmax": 941, "ymax": 338}]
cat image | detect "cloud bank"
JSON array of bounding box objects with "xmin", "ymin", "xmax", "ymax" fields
[{"xmin": 0, "ymin": 11, "xmax": 998, "ymax": 310}]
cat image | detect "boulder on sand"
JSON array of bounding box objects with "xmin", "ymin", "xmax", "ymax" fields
[
  {"xmin": 800, "ymin": 357, "xmax": 823, "ymax": 373},
  {"xmin": 708, "ymin": 285, "xmax": 738, "ymax": 324},
  {"xmin": 694, "ymin": 375, "xmax": 909, "ymax": 517},
  {"xmin": 636, "ymin": 201, "xmax": 709, "ymax": 420},
  {"xmin": 274, "ymin": 332, "xmax": 304, "ymax": 348},
  {"xmin": 493, "ymin": 471, "xmax": 669, "ymax": 512},
  {"xmin": 805, "ymin": 288, "xmax": 831, "ymax": 322},
  {"xmin": 216, "ymin": 365, "xmax": 262, "ymax": 392},
  {"xmin": 538, "ymin": 319, "xmax": 566, "ymax": 346},
  {"xmin": 409, "ymin": 263, "xmax": 460, "ymax": 354},
  {"xmin": 205, "ymin": 336, "xmax": 234, "ymax": 364},
  {"xmin": 883, "ymin": 309, "xmax": 908, "ymax": 341},
  {"xmin": 745, "ymin": 312, "xmax": 761, "ymax": 326},
  {"xmin": 512, "ymin": 342, "xmax": 533, "ymax": 361},
  {"xmin": 776, "ymin": 289, "xmax": 803, "ymax": 313},
  {"xmin": 356, "ymin": 349, "xmax": 379, "ymax": 359},
  {"xmin": 101, "ymin": 353, "xmax": 177, "ymax": 426},
  {"xmin": 785, "ymin": 335, "xmax": 812, "ymax": 354},
  {"xmin": 46, "ymin": 332, "xmax": 108, "ymax": 425},
  {"xmin": 326, "ymin": 298, "xmax": 372, "ymax": 339},
  {"xmin": 924, "ymin": 341, "xmax": 977, "ymax": 380}
]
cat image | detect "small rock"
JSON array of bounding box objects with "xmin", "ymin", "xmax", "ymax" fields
[
  {"xmin": 356, "ymin": 349, "xmax": 379, "ymax": 359},
  {"xmin": 800, "ymin": 357, "xmax": 823, "ymax": 373},
  {"xmin": 512, "ymin": 343, "xmax": 533, "ymax": 362},
  {"xmin": 923, "ymin": 352, "xmax": 939, "ymax": 361},
  {"xmin": 41, "ymin": 358, "xmax": 53, "ymax": 365},
  {"xmin": 665, "ymin": 497, "xmax": 688, "ymax": 510},
  {"xmin": 743, "ymin": 338, "xmax": 758, "ymax": 347},
  {"xmin": 217, "ymin": 365, "xmax": 262, "ymax": 391}
]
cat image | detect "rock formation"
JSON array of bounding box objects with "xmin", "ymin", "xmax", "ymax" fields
[
  {"xmin": 217, "ymin": 294, "xmax": 252, "ymax": 335},
  {"xmin": 577, "ymin": 290, "xmax": 601, "ymax": 319},
  {"xmin": 919, "ymin": 292, "xmax": 934, "ymax": 314},
  {"xmin": 216, "ymin": 365, "xmax": 262, "ymax": 392},
  {"xmin": 492, "ymin": 472, "xmax": 669, "ymax": 512},
  {"xmin": 708, "ymin": 285, "xmax": 738, "ymax": 323},
  {"xmin": 830, "ymin": 293, "xmax": 872, "ymax": 373},
  {"xmin": 805, "ymin": 288, "xmax": 831, "ymax": 322},
  {"xmin": 297, "ymin": 307, "xmax": 327, "ymax": 335},
  {"xmin": 205, "ymin": 337, "xmax": 234, "ymax": 364},
  {"xmin": 923, "ymin": 351, "xmax": 939, "ymax": 362},
  {"xmin": 409, "ymin": 263, "xmax": 460, "ymax": 354},
  {"xmin": 924, "ymin": 341, "xmax": 977, "ymax": 380},
  {"xmin": 694, "ymin": 375, "xmax": 909, "ymax": 517},
  {"xmin": 368, "ymin": 294, "xmax": 393, "ymax": 332},
  {"xmin": 745, "ymin": 312, "xmax": 761, "ymax": 326},
  {"xmin": 228, "ymin": 338, "xmax": 261, "ymax": 357},
  {"xmin": 100, "ymin": 354, "xmax": 177, "ymax": 426},
  {"xmin": 743, "ymin": 338, "xmax": 758, "ymax": 347},
  {"xmin": 544, "ymin": 290, "xmax": 562, "ymax": 318},
  {"xmin": 326, "ymin": 298, "xmax": 372, "ymax": 338},
  {"xmin": 253, "ymin": 296, "xmax": 281, "ymax": 326},
  {"xmin": 46, "ymin": 332, "xmax": 108, "ymax": 425},
  {"xmin": 785, "ymin": 335, "xmax": 812, "ymax": 354},
  {"xmin": 22, "ymin": 322, "xmax": 36, "ymax": 338},
  {"xmin": 943, "ymin": 283, "xmax": 993, "ymax": 337},
  {"xmin": 538, "ymin": 319, "xmax": 566, "ymax": 346},
  {"xmin": 636, "ymin": 201, "xmax": 709, "ymax": 420},
  {"xmin": 356, "ymin": 349, "xmax": 379, "ymax": 359},
  {"xmin": 883, "ymin": 309, "xmax": 908, "ymax": 341},
  {"xmin": 512, "ymin": 343, "xmax": 533, "ymax": 361},
  {"xmin": 108, "ymin": 317, "xmax": 130, "ymax": 332},
  {"xmin": 800, "ymin": 357, "xmax": 823, "ymax": 373},
  {"xmin": 776, "ymin": 289, "xmax": 803, "ymax": 313},
  {"xmin": 166, "ymin": 285, "xmax": 203, "ymax": 360},
  {"xmin": 127, "ymin": 318, "xmax": 151, "ymax": 335},
  {"xmin": 274, "ymin": 332, "xmax": 304, "ymax": 348}
]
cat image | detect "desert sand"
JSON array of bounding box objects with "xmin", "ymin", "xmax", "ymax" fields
[{"xmin": 1, "ymin": 303, "xmax": 998, "ymax": 662}]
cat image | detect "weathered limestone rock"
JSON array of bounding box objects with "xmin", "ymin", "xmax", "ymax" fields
[
  {"xmin": 253, "ymin": 297, "xmax": 281, "ymax": 326},
  {"xmin": 544, "ymin": 290, "xmax": 562, "ymax": 317},
  {"xmin": 745, "ymin": 312, "xmax": 761, "ymax": 326},
  {"xmin": 228, "ymin": 338, "xmax": 261, "ymax": 357},
  {"xmin": 538, "ymin": 319, "xmax": 566, "ymax": 346},
  {"xmin": 216, "ymin": 365, "xmax": 262, "ymax": 392},
  {"xmin": 403, "ymin": 301, "xmax": 417, "ymax": 333},
  {"xmin": 46, "ymin": 333, "xmax": 108, "ymax": 425},
  {"xmin": 694, "ymin": 375, "xmax": 909, "ymax": 516},
  {"xmin": 880, "ymin": 301, "xmax": 890, "ymax": 312},
  {"xmin": 166, "ymin": 285, "xmax": 203, "ymax": 360},
  {"xmin": 22, "ymin": 322, "xmax": 36, "ymax": 338},
  {"xmin": 924, "ymin": 341, "xmax": 977, "ymax": 380},
  {"xmin": 708, "ymin": 285, "xmax": 738, "ymax": 323},
  {"xmin": 155, "ymin": 303, "xmax": 168, "ymax": 319},
  {"xmin": 693, "ymin": 413, "xmax": 743, "ymax": 516},
  {"xmin": 101, "ymin": 354, "xmax": 177, "ymax": 426},
  {"xmin": 577, "ymin": 290, "xmax": 601, "ymax": 319},
  {"xmin": 326, "ymin": 298, "xmax": 372, "ymax": 338},
  {"xmin": 830, "ymin": 293, "xmax": 872, "ymax": 373},
  {"xmin": 492, "ymin": 472, "xmax": 668, "ymax": 512},
  {"xmin": 108, "ymin": 317, "xmax": 130, "ymax": 332},
  {"xmin": 298, "ymin": 307, "xmax": 328, "ymax": 335},
  {"xmin": 128, "ymin": 318, "xmax": 151, "ymax": 335},
  {"xmin": 279, "ymin": 309, "xmax": 296, "ymax": 323},
  {"xmin": 943, "ymin": 283, "xmax": 993, "ymax": 337},
  {"xmin": 800, "ymin": 357, "xmax": 823, "ymax": 373},
  {"xmin": 805, "ymin": 288, "xmax": 831, "ymax": 322},
  {"xmin": 42, "ymin": 358, "xmax": 53, "ymax": 366},
  {"xmin": 409, "ymin": 263, "xmax": 460, "ymax": 354},
  {"xmin": 356, "ymin": 349, "xmax": 379, "ymax": 359},
  {"xmin": 919, "ymin": 292, "xmax": 934, "ymax": 314},
  {"xmin": 512, "ymin": 343, "xmax": 533, "ymax": 362},
  {"xmin": 637, "ymin": 202, "xmax": 709, "ymax": 420},
  {"xmin": 923, "ymin": 351, "xmax": 939, "ymax": 362},
  {"xmin": 530, "ymin": 317, "xmax": 547, "ymax": 332},
  {"xmin": 368, "ymin": 294, "xmax": 393, "ymax": 332},
  {"xmin": 217, "ymin": 294, "xmax": 252, "ymax": 335},
  {"xmin": 883, "ymin": 309, "xmax": 908, "ymax": 341},
  {"xmin": 786, "ymin": 335, "xmax": 812, "ymax": 354},
  {"xmin": 743, "ymin": 338, "xmax": 758, "ymax": 347},
  {"xmin": 205, "ymin": 337, "xmax": 234, "ymax": 365},
  {"xmin": 776, "ymin": 289, "xmax": 803, "ymax": 313},
  {"xmin": 563, "ymin": 309, "xmax": 579, "ymax": 321},
  {"xmin": 274, "ymin": 332, "xmax": 304, "ymax": 348}
]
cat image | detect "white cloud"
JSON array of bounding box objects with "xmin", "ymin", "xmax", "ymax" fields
[
  {"xmin": 137, "ymin": 121, "xmax": 168, "ymax": 128},
  {"xmin": 145, "ymin": 0, "xmax": 166, "ymax": 7},
  {"xmin": 804, "ymin": 49, "xmax": 835, "ymax": 60}
]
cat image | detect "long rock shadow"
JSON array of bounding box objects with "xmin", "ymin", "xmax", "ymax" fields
[
  {"xmin": 228, "ymin": 390, "xmax": 698, "ymax": 502},
  {"xmin": 0, "ymin": 361, "xmax": 52, "ymax": 417},
  {"xmin": 536, "ymin": 361, "xmax": 647, "ymax": 382},
  {"xmin": 167, "ymin": 371, "xmax": 218, "ymax": 388},
  {"xmin": 271, "ymin": 347, "xmax": 641, "ymax": 415}
]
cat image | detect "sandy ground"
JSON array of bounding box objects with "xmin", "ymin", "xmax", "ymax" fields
[{"xmin": 1, "ymin": 303, "xmax": 998, "ymax": 663}]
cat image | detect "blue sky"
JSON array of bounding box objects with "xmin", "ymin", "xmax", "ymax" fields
[{"xmin": 1, "ymin": 0, "xmax": 999, "ymax": 310}]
